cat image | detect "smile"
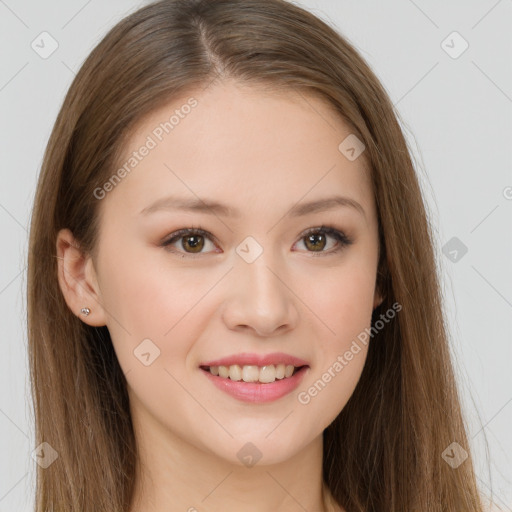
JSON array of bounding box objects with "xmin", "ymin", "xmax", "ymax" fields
[
  {"xmin": 200, "ymin": 365, "xmax": 310, "ymax": 403},
  {"xmin": 200, "ymin": 364, "xmax": 306, "ymax": 383}
]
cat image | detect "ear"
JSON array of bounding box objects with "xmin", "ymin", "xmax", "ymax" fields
[
  {"xmin": 372, "ymin": 269, "xmax": 385, "ymax": 310},
  {"xmin": 373, "ymin": 289, "xmax": 384, "ymax": 310},
  {"xmin": 56, "ymin": 228, "xmax": 107, "ymax": 327},
  {"xmin": 373, "ymin": 245, "xmax": 388, "ymax": 310}
]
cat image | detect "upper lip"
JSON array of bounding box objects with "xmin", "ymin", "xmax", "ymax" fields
[{"xmin": 200, "ymin": 352, "xmax": 309, "ymax": 368}]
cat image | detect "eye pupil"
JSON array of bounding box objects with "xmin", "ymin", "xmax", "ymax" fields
[
  {"xmin": 305, "ymin": 233, "xmax": 326, "ymax": 251},
  {"xmin": 164, "ymin": 226, "xmax": 348, "ymax": 258},
  {"xmin": 183, "ymin": 235, "xmax": 204, "ymax": 253}
]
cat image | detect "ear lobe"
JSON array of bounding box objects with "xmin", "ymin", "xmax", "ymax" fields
[
  {"xmin": 373, "ymin": 291, "xmax": 384, "ymax": 310},
  {"xmin": 56, "ymin": 228, "xmax": 107, "ymax": 327},
  {"xmin": 373, "ymin": 246, "xmax": 389, "ymax": 311},
  {"xmin": 373, "ymin": 275, "xmax": 385, "ymax": 310}
]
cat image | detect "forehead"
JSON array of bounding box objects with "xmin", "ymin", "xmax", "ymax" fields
[{"xmin": 100, "ymin": 80, "xmax": 375, "ymax": 224}]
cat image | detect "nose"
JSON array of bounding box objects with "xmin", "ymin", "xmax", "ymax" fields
[{"xmin": 220, "ymin": 252, "xmax": 300, "ymax": 337}]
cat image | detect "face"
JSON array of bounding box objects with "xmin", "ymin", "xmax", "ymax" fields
[{"xmin": 65, "ymin": 80, "xmax": 382, "ymax": 466}]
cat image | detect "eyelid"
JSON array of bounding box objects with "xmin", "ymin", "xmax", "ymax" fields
[
  {"xmin": 161, "ymin": 225, "xmax": 352, "ymax": 257},
  {"xmin": 160, "ymin": 225, "xmax": 219, "ymax": 255},
  {"xmin": 296, "ymin": 225, "xmax": 353, "ymax": 256}
]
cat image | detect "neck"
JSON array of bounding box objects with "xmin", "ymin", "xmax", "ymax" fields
[{"xmin": 127, "ymin": 398, "xmax": 339, "ymax": 512}]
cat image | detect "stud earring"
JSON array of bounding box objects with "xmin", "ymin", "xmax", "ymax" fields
[{"xmin": 80, "ymin": 307, "xmax": 91, "ymax": 316}]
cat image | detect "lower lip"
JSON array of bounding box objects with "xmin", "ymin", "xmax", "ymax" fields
[{"xmin": 200, "ymin": 366, "xmax": 309, "ymax": 403}]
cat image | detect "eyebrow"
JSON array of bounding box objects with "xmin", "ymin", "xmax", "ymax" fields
[{"xmin": 140, "ymin": 194, "xmax": 366, "ymax": 219}]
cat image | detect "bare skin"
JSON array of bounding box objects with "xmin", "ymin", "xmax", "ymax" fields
[{"xmin": 57, "ymin": 79, "xmax": 382, "ymax": 512}]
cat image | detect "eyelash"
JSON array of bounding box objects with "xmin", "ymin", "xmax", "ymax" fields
[{"xmin": 160, "ymin": 225, "xmax": 353, "ymax": 258}]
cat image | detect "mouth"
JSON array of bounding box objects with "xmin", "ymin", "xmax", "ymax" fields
[{"xmin": 199, "ymin": 364, "xmax": 309, "ymax": 384}]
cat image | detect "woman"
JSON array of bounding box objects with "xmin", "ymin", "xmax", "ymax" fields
[{"xmin": 27, "ymin": 0, "xmax": 486, "ymax": 510}]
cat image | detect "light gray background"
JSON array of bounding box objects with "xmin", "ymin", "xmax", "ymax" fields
[{"xmin": 0, "ymin": 0, "xmax": 511, "ymax": 510}]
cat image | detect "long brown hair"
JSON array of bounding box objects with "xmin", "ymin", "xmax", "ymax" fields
[{"xmin": 27, "ymin": 0, "xmax": 486, "ymax": 510}]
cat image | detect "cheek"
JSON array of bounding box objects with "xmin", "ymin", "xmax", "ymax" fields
[
  {"xmin": 303, "ymin": 257, "xmax": 376, "ymax": 343},
  {"xmin": 296, "ymin": 342, "xmax": 368, "ymax": 433},
  {"xmin": 292, "ymin": 259, "xmax": 375, "ymax": 421},
  {"xmin": 96, "ymin": 241, "xmax": 222, "ymax": 373}
]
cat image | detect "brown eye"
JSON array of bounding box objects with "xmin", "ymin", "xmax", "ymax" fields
[
  {"xmin": 180, "ymin": 233, "xmax": 205, "ymax": 253},
  {"xmin": 304, "ymin": 232, "xmax": 328, "ymax": 252},
  {"xmin": 162, "ymin": 225, "xmax": 352, "ymax": 258},
  {"xmin": 162, "ymin": 228, "xmax": 217, "ymax": 256},
  {"xmin": 295, "ymin": 226, "xmax": 352, "ymax": 256}
]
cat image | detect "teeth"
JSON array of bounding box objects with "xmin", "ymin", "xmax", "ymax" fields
[
  {"xmin": 229, "ymin": 364, "xmax": 242, "ymax": 381},
  {"xmin": 242, "ymin": 365, "xmax": 260, "ymax": 382},
  {"xmin": 207, "ymin": 364, "xmax": 299, "ymax": 383}
]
